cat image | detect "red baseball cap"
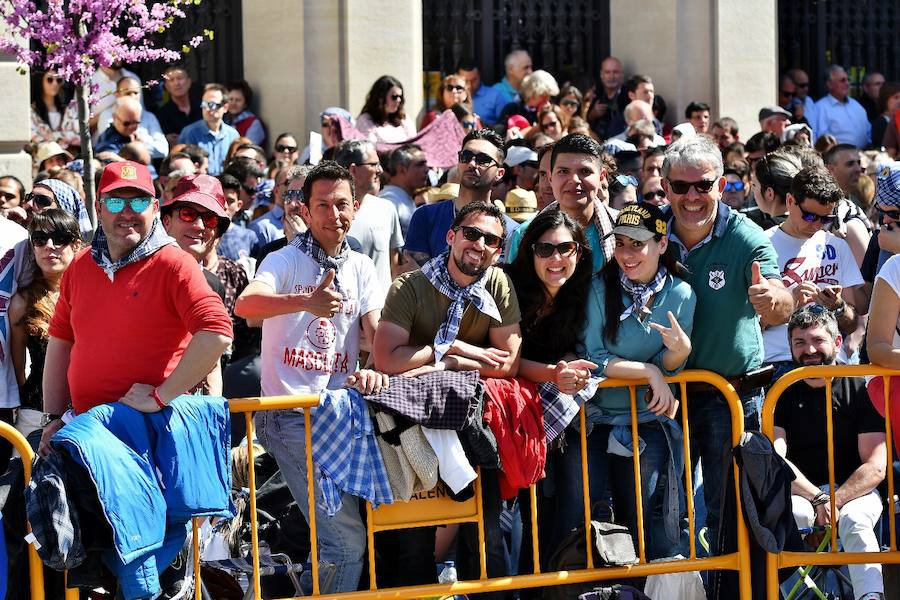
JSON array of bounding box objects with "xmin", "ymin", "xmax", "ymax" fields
[
  {"xmin": 165, "ymin": 174, "xmax": 230, "ymax": 235},
  {"xmin": 98, "ymin": 161, "xmax": 155, "ymax": 196}
]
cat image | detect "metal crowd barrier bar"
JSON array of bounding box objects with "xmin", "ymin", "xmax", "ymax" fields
[
  {"xmin": 206, "ymin": 369, "xmax": 752, "ymax": 600},
  {"xmin": 762, "ymin": 364, "xmax": 900, "ymax": 599},
  {"xmin": 0, "ymin": 422, "xmax": 45, "ymax": 600}
]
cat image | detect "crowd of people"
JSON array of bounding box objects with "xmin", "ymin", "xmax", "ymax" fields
[{"xmin": 0, "ymin": 51, "xmax": 899, "ymax": 600}]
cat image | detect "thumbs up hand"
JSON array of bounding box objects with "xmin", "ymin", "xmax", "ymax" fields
[
  {"xmin": 748, "ymin": 261, "xmax": 776, "ymax": 316},
  {"xmin": 303, "ymin": 269, "xmax": 343, "ymax": 317}
]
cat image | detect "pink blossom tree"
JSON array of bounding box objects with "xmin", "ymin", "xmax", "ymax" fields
[{"xmin": 0, "ymin": 0, "xmax": 208, "ymax": 225}]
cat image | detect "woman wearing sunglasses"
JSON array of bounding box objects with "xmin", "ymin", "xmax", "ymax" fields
[
  {"xmin": 357, "ymin": 75, "xmax": 416, "ymax": 144},
  {"xmin": 30, "ymin": 71, "xmax": 79, "ymax": 150},
  {"xmin": 557, "ymin": 85, "xmax": 585, "ymax": 124},
  {"xmin": 23, "ymin": 177, "xmax": 93, "ymax": 241},
  {"xmin": 420, "ymin": 74, "xmax": 481, "ymax": 130},
  {"xmin": 505, "ymin": 208, "xmax": 597, "ymax": 567},
  {"xmin": 9, "ymin": 209, "xmax": 81, "ymax": 439},
  {"xmin": 571, "ymin": 202, "xmax": 695, "ymax": 560}
]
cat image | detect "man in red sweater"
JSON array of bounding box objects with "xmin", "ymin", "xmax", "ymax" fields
[{"xmin": 39, "ymin": 161, "xmax": 233, "ymax": 455}]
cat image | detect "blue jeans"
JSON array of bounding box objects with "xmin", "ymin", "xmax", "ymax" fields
[
  {"xmin": 554, "ymin": 422, "xmax": 687, "ymax": 560},
  {"xmin": 255, "ymin": 409, "xmax": 366, "ymax": 594},
  {"xmin": 688, "ymin": 387, "xmax": 761, "ymax": 548}
]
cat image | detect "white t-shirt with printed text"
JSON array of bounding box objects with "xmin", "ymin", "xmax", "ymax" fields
[
  {"xmin": 254, "ymin": 245, "xmax": 383, "ymax": 397},
  {"xmin": 762, "ymin": 227, "xmax": 864, "ymax": 363},
  {"xmin": 875, "ymin": 253, "xmax": 900, "ymax": 348}
]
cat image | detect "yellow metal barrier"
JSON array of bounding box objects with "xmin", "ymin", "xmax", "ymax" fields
[
  {"xmin": 762, "ymin": 364, "xmax": 900, "ymax": 599},
  {"xmin": 209, "ymin": 370, "xmax": 753, "ymax": 600}
]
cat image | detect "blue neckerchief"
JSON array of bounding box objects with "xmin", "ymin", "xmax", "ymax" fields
[{"xmin": 90, "ymin": 216, "xmax": 176, "ymax": 281}]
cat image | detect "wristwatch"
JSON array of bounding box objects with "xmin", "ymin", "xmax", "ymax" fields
[{"xmin": 40, "ymin": 412, "xmax": 62, "ymax": 427}]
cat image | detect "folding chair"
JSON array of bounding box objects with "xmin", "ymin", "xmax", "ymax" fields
[{"xmin": 782, "ymin": 526, "xmax": 853, "ymax": 600}]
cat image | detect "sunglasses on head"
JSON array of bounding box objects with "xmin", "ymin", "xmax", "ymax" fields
[
  {"xmin": 797, "ymin": 204, "xmax": 837, "ymax": 226},
  {"xmin": 458, "ymin": 149, "xmax": 498, "ymax": 167},
  {"xmin": 31, "ymin": 229, "xmax": 76, "ymax": 247},
  {"xmin": 25, "ymin": 192, "xmax": 55, "ymax": 208},
  {"xmin": 532, "ymin": 240, "xmax": 579, "ymax": 258},
  {"xmin": 616, "ymin": 174, "xmax": 638, "ymax": 187},
  {"xmin": 174, "ymin": 205, "xmax": 219, "ymax": 229},
  {"xmin": 643, "ymin": 189, "xmax": 666, "ymax": 201},
  {"xmin": 100, "ymin": 196, "xmax": 152, "ymax": 213},
  {"xmin": 455, "ymin": 225, "xmax": 502, "ymax": 248},
  {"xmin": 276, "ymin": 144, "xmax": 298, "ymax": 153},
  {"xmin": 445, "ymin": 84, "xmax": 466, "ymax": 93},
  {"xmin": 723, "ymin": 181, "xmax": 745, "ymax": 192},
  {"xmin": 200, "ymin": 100, "xmax": 226, "ymax": 110},
  {"xmin": 666, "ymin": 179, "xmax": 717, "ymax": 194}
]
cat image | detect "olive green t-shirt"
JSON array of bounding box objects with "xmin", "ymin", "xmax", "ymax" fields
[{"xmin": 381, "ymin": 267, "xmax": 521, "ymax": 346}]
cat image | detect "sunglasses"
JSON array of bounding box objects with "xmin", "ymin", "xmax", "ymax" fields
[
  {"xmin": 445, "ymin": 84, "xmax": 466, "ymax": 93},
  {"xmin": 117, "ymin": 118, "xmax": 140, "ymax": 127},
  {"xmin": 462, "ymin": 121, "xmax": 477, "ymax": 131},
  {"xmin": 101, "ymin": 196, "xmax": 152, "ymax": 213},
  {"xmin": 542, "ymin": 120, "xmax": 560, "ymax": 129},
  {"xmin": 31, "ymin": 229, "xmax": 76, "ymax": 247},
  {"xmin": 877, "ymin": 206, "xmax": 900, "ymax": 221},
  {"xmin": 320, "ymin": 121, "xmax": 332, "ymax": 129},
  {"xmin": 643, "ymin": 189, "xmax": 667, "ymax": 201},
  {"xmin": 560, "ymin": 99, "xmax": 580, "ymax": 109},
  {"xmin": 200, "ymin": 100, "xmax": 226, "ymax": 110},
  {"xmin": 795, "ymin": 81, "xmax": 809, "ymax": 88},
  {"xmin": 723, "ymin": 181, "xmax": 745, "ymax": 192},
  {"xmin": 0, "ymin": 191, "xmax": 17, "ymax": 201},
  {"xmin": 532, "ymin": 241, "xmax": 579, "ymax": 258},
  {"xmin": 390, "ymin": 93, "xmax": 403, "ymax": 101},
  {"xmin": 780, "ymin": 90, "xmax": 795, "ymax": 97},
  {"xmin": 283, "ymin": 188, "xmax": 304, "ymax": 204},
  {"xmin": 174, "ymin": 205, "xmax": 219, "ymax": 229},
  {"xmin": 797, "ymin": 204, "xmax": 837, "ymax": 226},
  {"xmin": 455, "ymin": 225, "xmax": 502, "ymax": 248},
  {"xmin": 276, "ymin": 144, "xmax": 298, "ymax": 153},
  {"xmin": 45, "ymin": 75, "xmax": 62, "ymax": 84},
  {"xmin": 616, "ymin": 174, "xmax": 638, "ymax": 187},
  {"xmin": 666, "ymin": 179, "xmax": 717, "ymax": 194},
  {"xmin": 25, "ymin": 192, "xmax": 55, "ymax": 208},
  {"xmin": 458, "ymin": 149, "xmax": 498, "ymax": 167}
]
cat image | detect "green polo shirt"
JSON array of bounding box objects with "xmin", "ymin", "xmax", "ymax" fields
[{"xmin": 667, "ymin": 202, "xmax": 780, "ymax": 377}]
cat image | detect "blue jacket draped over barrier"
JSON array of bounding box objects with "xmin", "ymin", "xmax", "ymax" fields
[{"xmin": 51, "ymin": 395, "xmax": 234, "ymax": 600}]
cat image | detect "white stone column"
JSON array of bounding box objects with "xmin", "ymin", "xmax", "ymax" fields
[
  {"xmin": 0, "ymin": 55, "xmax": 34, "ymax": 189},
  {"xmin": 610, "ymin": 0, "xmax": 777, "ymax": 138},
  {"xmin": 242, "ymin": 0, "xmax": 423, "ymax": 153}
]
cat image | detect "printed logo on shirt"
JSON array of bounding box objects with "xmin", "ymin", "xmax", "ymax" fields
[
  {"xmin": 782, "ymin": 245, "xmax": 840, "ymax": 287},
  {"xmin": 306, "ymin": 318, "xmax": 336, "ymax": 350},
  {"xmin": 282, "ymin": 347, "xmax": 350, "ymax": 374},
  {"xmin": 708, "ymin": 269, "xmax": 726, "ymax": 290}
]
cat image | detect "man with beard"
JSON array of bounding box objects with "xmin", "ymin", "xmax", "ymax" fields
[
  {"xmin": 773, "ymin": 305, "xmax": 886, "ymax": 600},
  {"xmin": 373, "ymin": 201, "xmax": 521, "ymax": 589},
  {"xmin": 404, "ymin": 129, "xmax": 518, "ymax": 265}
]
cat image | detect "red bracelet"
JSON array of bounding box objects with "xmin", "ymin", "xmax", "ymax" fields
[{"xmin": 150, "ymin": 387, "xmax": 167, "ymax": 409}]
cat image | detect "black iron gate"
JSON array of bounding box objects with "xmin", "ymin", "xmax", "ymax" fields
[
  {"xmin": 423, "ymin": 0, "xmax": 610, "ymax": 86},
  {"xmin": 779, "ymin": 0, "xmax": 900, "ymax": 98}
]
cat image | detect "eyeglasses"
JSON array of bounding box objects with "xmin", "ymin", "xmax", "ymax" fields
[
  {"xmin": 666, "ymin": 179, "xmax": 717, "ymax": 194},
  {"xmin": 320, "ymin": 121, "xmax": 332, "ymax": 129},
  {"xmin": 445, "ymin": 84, "xmax": 466, "ymax": 93},
  {"xmin": 25, "ymin": 192, "xmax": 55, "ymax": 208},
  {"xmin": 877, "ymin": 206, "xmax": 900, "ymax": 221},
  {"xmin": 454, "ymin": 225, "xmax": 502, "ymax": 248},
  {"xmin": 174, "ymin": 205, "xmax": 219, "ymax": 229},
  {"xmin": 532, "ymin": 241, "xmax": 579, "ymax": 258},
  {"xmin": 723, "ymin": 181, "xmax": 745, "ymax": 192},
  {"xmin": 200, "ymin": 100, "xmax": 226, "ymax": 110},
  {"xmin": 283, "ymin": 188, "xmax": 304, "ymax": 204},
  {"xmin": 541, "ymin": 120, "xmax": 560, "ymax": 129},
  {"xmin": 0, "ymin": 191, "xmax": 17, "ymax": 201},
  {"xmin": 275, "ymin": 144, "xmax": 298, "ymax": 153},
  {"xmin": 100, "ymin": 196, "xmax": 152, "ymax": 213},
  {"xmin": 560, "ymin": 99, "xmax": 580, "ymax": 109},
  {"xmin": 117, "ymin": 117, "xmax": 140, "ymax": 127},
  {"xmin": 31, "ymin": 229, "xmax": 76, "ymax": 247},
  {"xmin": 797, "ymin": 204, "xmax": 837, "ymax": 226},
  {"xmin": 458, "ymin": 149, "xmax": 498, "ymax": 167},
  {"xmin": 643, "ymin": 189, "xmax": 667, "ymax": 201},
  {"xmin": 390, "ymin": 94, "xmax": 403, "ymax": 101},
  {"xmin": 616, "ymin": 175, "xmax": 638, "ymax": 187}
]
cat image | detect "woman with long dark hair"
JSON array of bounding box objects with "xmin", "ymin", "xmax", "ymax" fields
[
  {"xmin": 357, "ymin": 75, "xmax": 416, "ymax": 143},
  {"xmin": 30, "ymin": 71, "xmax": 79, "ymax": 149},
  {"xmin": 505, "ymin": 209, "xmax": 597, "ymax": 578},
  {"xmin": 560, "ymin": 202, "xmax": 696, "ymax": 560},
  {"xmin": 9, "ymin": 209, "xmax": 81, "ymax": 438}
]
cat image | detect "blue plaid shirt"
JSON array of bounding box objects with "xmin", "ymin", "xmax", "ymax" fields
[{"xmin": 312, "ymin": 389, "xmax": 393, "ymax": 516}]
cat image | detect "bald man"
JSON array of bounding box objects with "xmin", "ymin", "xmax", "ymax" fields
[
  {"xmin": 95, "ymin": 97, "xmax": 146, "ymax": 156},
  {"xmin": 93, "ymin": 77, "xmax": 168, "ymax": 159},
  {"xmin": 610, "ymin": 100, "xmax": 666, "ymax": 145},
  {"xmin": 493, "ymin": 49, "xmax": 533, "ymax": 105}
]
